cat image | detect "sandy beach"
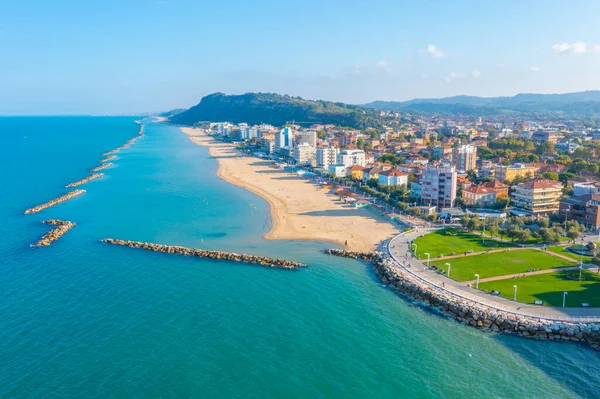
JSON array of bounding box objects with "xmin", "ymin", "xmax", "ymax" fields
[{"xmin": 181, "ymin": 127, "xmax": 400, "ymax": 252}]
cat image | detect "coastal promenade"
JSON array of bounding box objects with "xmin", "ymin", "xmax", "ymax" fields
[{"xmin": 387, "ymin": 228, "xmax": 600, "ymax": 322}]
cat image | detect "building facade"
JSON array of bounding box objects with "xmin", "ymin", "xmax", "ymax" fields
[
  {"xmin": 336, "ymin": 149, "xmax": 366, "ymax": 168},
  {"xmin": 462, "ymin": 185, "xmax": 497, "ymax": 208},
  {"xmin": 511, "ymin": 179, "xmax": 563, "ymax": 215},
  {"xmin": 316, "ymin": 147, "xmax": 339, "ymax": 169},
  {"xmin": 275, "ymin": 127, "xmax": 294, "ymax": 153},
  {"xmin": 559, "ymin": 194, "xmax": 600, "ymax": 230},
  {"xmin": 494, "ymin": 163, "xmax": 538, "ymax": 183},
  {"xmin": 378, "ymin": 170, "xmax": 408, "ymax": 186},
  {"xmin": 452, "ymin": 144, "xmax": 477, "ymax": 171},
  {"xmin": 293, "ymin": 143, "xmax": 316, "ymax": 164},
  {"xmin": 294, "ymin": 130, "xmax": 317, "ymax": 148},
  {"xmin": 420, "ymin": 164, "xmax": 458, "ymax": 208}
]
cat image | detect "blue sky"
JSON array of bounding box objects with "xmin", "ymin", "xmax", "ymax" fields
[{"xmin": 2, "ymin": 0, "xmax": 600, "ymax": 114}]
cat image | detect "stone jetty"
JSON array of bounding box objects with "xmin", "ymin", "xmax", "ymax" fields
[
  {"xmin": 31, "ymin": 219, "xmax": 75, "ymax": 247},
  {"xmin": 101, "ymin": 238, "xmax": 306, "ymax": 269},
  {"xmin": 99, "ymin": 155, "xmax": 116, "ymax": 163},
  {"xmin": 326, "ymin": 248, "xmax": 600, "ymax": 350},
  {"xmin": 101, "ymin": 123, "xmax": 145, "ymax": 156},
  {"xmin": 65, "ymin": 173, "xmax": 104, "ymax": 188},
  {"xmin": 24, "ymin": 190, "xmax": 86, "ymax": 214},
  {"xmin": 90, "ymin": 163, "xmax": 113, "ymax": 173}
]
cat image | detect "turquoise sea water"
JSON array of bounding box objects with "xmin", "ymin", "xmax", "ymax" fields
[{"xmin": 1, "ymin": 117, "xmax": 599, "ymax": 398}]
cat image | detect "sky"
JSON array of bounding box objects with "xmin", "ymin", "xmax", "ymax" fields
[{"xmin": 1, "ymin": 0, "xmax": 600, "ymax": 114}]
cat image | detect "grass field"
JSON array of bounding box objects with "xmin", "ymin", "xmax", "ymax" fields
[
  {"xmin": 547, "ymin": 245, "xmax": 593, "ymax": 263},
  {"xmin": 478, "ymin": 270, "xmax": 600, "ymax": 307},
  {"xmin": 429, "ymin": 249, "xmax": 575, "ymax": 282},
  {"xmin": 412, "ymin": 229, "xmax": 513, "ymax": 258}
]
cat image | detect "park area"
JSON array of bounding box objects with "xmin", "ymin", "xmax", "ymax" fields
[
  {"xmin": 478, "ymin": 270, "xmax": 600, "ymax": 307},
  {"xmin": 429, "ymin": 249, "xmax": 575, "ymax": 282},
  {"xmin": 415, "ymin": 228, "xmax": 600, "ymax": 307},
  {"xmin": 412, "ymin": 228, "xmax": 513, "ymax": 258}
]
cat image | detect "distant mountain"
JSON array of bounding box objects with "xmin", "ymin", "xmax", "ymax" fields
[
  {"xmin": 169, "ymin": 92, "xmax": 384, "ymax": 129},
  {"xmin": 364, "ymin": 90, "xmax": 600, "ymax": 116}
]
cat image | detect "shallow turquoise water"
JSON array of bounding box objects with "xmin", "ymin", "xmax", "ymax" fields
[{"xmin": 0, "ymin": 117, "xmax": 598, "ymax": 398}]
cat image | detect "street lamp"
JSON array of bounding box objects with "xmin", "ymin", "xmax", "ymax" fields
[
  {"xmin": 474, "ymin": 274, "xmax": 480, "ymax": 289},
  {"xmin": 445, "ymin": 263, "xmax": 451, "ymax": 278},
  {"xmin": 563, "ymin": 291, "xmax": 568, "ymax": 308},
  {"xmin": 513, "ymin": 285, "xmax": 517, "ymax": 301},
  {"xmin": 482, "ymin": 225, "xmax": 486, "ymax": 245},
  {"xmin": 424, "ymin": 252, "xmax": 431, "ymax": 267},
  {"xmin": 579, "ymin": 264, "xmax": 583, "ymax": 282}
]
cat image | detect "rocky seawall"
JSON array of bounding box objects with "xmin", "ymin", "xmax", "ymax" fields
[
  {"xmin": 31, "ymin": 219, "xmax": 76, "ymax": 247},
  {"xmin": 102, "ymin": 238, "xmax": 306, "ymax": 269},
  {"xmin": 24, "ymin": 190, "xmax": 86, "ymax": 215},
  {"xmin": 326, "ymin": 249, "xmax": 600, "ymax": 350},
  {"xmin": 90, "ymin": 163, "xmax": 113, "ymax": 173},
  {"xmin": 65, "ymin": 173, "xmax": 104, "ymax": 188}
]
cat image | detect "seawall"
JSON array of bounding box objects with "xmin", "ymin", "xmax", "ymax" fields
[
  {"xmin": 65, "ymin": 173, "xmax": 104, "ymax": 188},
  {"xmin": 327, "ymin": 249, "xmax": 600, "ymax": 350},
  {"xmin": 102, "ymin": 238, "xmax": 306, "ymax": 269}
]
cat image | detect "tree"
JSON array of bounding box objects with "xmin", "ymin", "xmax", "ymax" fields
[
  {"xmin": 516, "ymin": 229, "xmax": 531, "ymax": 244},
  {"xmin": 459, "ymin": 214, "xmax": 470, "ymax": 230},
  {"xmin": 566, "ymin": 228, "xmax": 581, "ymax": 243},
  {"xmin": 366, "ymin": 178, "xmax": 378, "ymax": 189},
  {"xmin": 542, "ymin": 171, "xmax": 559, "ymax": 181},
  {"xmin": 466, "ymin": 216, "xmax": 480, "ymax": 232}
]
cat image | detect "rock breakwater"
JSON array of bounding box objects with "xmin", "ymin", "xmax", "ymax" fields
[
  {"xmin": 99, "ymin": 155, "xmax": 116, "ymax": 163},
  {"xmin": 31, "ymin": 219, "xmax": 76, "ymax": 247},
  {"xmin": 24, "ymin": 190, "xmax": 86, "ymax": 214},
  {"xmin": 90, "ymin": 163, "xmax": 113, "ymax": 173},
  {"xmin": 326, "ymin": 248, "xmax": 600, "ymax": 350},
  {"xmin": 101, "ymin": 239, "xmax": 306, "ymax": 269},
  {"xmin": 101, "ymin": 123, "xmax": 144, "ymax": 156},
  {"xmin": 65, "ymin": 173, "xmax": 104, "ymax": 188}
]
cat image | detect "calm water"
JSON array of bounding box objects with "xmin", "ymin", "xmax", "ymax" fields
[{"xmin": 0, "ymin": 117, "xmax": 598, "ymax": 398}]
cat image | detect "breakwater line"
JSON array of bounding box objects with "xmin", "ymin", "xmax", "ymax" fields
[
  {"xmin": 24, "ymin": 190, "xmax": 86, "ymax": 214},
  {"xmin": 31, "ymin": 219, "xmax": 75, "ymax": 247},
  {"xmin": 65, "ymin": 173, "xmax": 104, "ymax": 188},
  {"xmin": 99, "ymin": 155, "xmax": 116, "ymax": 163},
  {"xmin": 90, "ymin": 163, "xmax": 113, "ymax": 173},
  {"xmin": 326, "ymin": 248, "xmax": 600, "ymax": 350},
  {"xmin": 101, "ymin": 122, "xmax": 144, "ymax": 156},
  {"xmin": 101, "ymin": 239, "xmax": 307, "ymax": 269}
]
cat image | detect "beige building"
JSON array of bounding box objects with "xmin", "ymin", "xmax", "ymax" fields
[
  {"xmin": 452, "ymin": 144, "xmax": 477, "ymax": 171},
  {"xmin": 494, "ymin": 163, "xmax": 538, "ymax": 183},
  {"xmin": 511, "ymin": 179, "xmax": 564, "ymax": 215}
]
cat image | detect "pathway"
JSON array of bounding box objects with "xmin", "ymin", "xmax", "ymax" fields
[{"xmin": 463, "ymin": 263, "xmax": 597, "ymax": 284}]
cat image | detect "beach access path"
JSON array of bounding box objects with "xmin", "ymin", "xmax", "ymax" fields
[
  {"xmin": 180, "ymin": 127, "xmax": 400, "ymax": 252},
  {"xmin": 387, "ymin": 228, "xmax": 600, "ymax": 321}
]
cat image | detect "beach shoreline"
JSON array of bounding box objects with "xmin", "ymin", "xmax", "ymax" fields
[{"xmin": 180, "ymin": 127, "xmax": 400, "ymax": 252}]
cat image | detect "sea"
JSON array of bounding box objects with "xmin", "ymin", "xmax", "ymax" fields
[{"xmin": 1, "ymin": 116, "xmax": 599, "ymax": 398}]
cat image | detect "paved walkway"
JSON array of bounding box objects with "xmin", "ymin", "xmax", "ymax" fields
[{"xmin": 387, "ymin": 228, "xmax": 600, "ymax": 322}]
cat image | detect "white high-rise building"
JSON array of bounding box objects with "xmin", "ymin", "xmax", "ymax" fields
[
  {"xmin": 420, "ymin": 164, "xmax": 458, "ymax": 208},
  {"xmin": 275, "ymin": 127, "xmax": 294, "ymax": 153},
  {"xmin": 316, "ymin": 147, "xmax": 339, "ymax": 169},
  {"xmin": 336, "ymin": 149, "xmax": 366, "ymax": 168}
]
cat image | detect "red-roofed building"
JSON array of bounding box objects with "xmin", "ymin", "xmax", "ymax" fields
[
  {"xmin": 462, "ymin": 185, "xmax": 497, "ymax": 207},
  {"xmin": 378, "ymin": 170, "xmax": 408, "ymax": 186},
  {"xmin": 481, "ymin": 179, "xmax": 509, "ymax": 197}
]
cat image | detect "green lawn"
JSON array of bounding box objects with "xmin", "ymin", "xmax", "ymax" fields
[
  {"xmin": 547, "ymin": 245, "xmax": 593, "ymax": 263},
  {"xmin": 429, "ymin": 249, "xmax": 575, "ymax": 282},
  {"xmin": 413, "ymin": 229, "xmax": 513, "ymax": 259},
  {"xmin": 478, "ymin": 270, "xmax": 600, "ymax": 307}
]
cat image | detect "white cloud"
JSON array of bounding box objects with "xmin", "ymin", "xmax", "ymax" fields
[
  {"xmin": 419, "ymin": 72, "xmax": 429, "ymax": 79},
  {"xmin": 594, "ymin": 44, "xmax": 600, "ymax": 52},
  {"xmin": 442, "ymin": 71, "xmax": 481, "ymax": 83},
  {"xmin": 376, "ymin": 60, "xmax": 392, "ymax": 73},
  {"xmin": 427, "ymin": 44, "xmax": 445, "ymax": 58},
  {"xmin": 471, "ymin": 70, "xmax": 481, "ymax": 78},
  {"xmin": 552, "ymin": 41, "xmax": 586, "ymax": 54},
  {"xmin": 529, "ymin": 66, "xmax": 540, "ymax": 72}
]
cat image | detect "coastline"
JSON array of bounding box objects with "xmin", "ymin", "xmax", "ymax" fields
[{"xmin": 180, "ymin": 127, "xmax": 400, "ymax": 252}]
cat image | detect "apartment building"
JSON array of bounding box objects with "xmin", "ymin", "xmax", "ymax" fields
[
  {"xmin": 511, "ymin": 179, "xmax": 564, "ymax": 215},
  {"xmin": 420, "ymin": 164, "xmax": 458, "ymax": 208},
  {"xmin": 494, "ymin": 163, "xmax": 538, "ymax": 183},
  {"xmin": 451, "ymin": 144, "xmax": 477, "ymax": 171}
]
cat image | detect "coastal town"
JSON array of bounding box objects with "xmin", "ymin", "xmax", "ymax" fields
[{"xmin": 179, "ymin": 111, "xmax": 600, "ymax": 343}]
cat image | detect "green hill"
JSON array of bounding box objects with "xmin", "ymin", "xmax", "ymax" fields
[{"xmin": 169, "ymin": 92, "xmax": 384, "ymax": 129}]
